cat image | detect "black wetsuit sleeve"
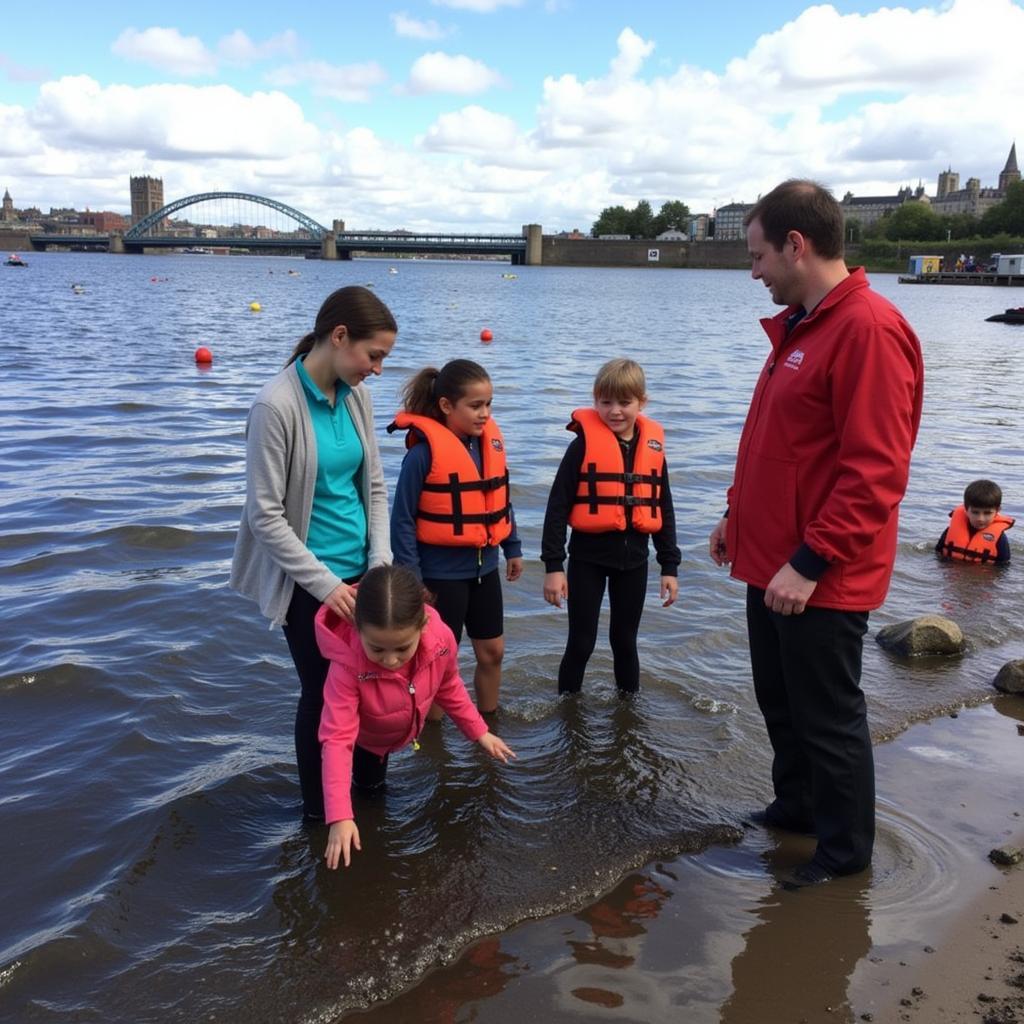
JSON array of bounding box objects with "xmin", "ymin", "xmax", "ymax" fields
[
  {"xmin": 934, "ymin": 527, "xmax": 949, "ymax": 554},
  {"xmin": 541, "ymin": 436, "xmax": 584, "ymax": 573},
  {"xmin": 997, "ymin": 532, "xmax": 1011, "ymax": 564},
  {"xmin": 653, "ymin": 456, "xmax": 681, "ymax": 576}
]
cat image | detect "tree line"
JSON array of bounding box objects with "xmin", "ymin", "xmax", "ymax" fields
[{"xmin": 591, "ymin": 200, "xmax": 691, "ymax": 239}]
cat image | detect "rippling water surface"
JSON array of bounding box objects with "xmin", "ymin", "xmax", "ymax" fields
[{"xmin": 1, "ymin": 253, "xmax": 1021, "ymax": 1021}]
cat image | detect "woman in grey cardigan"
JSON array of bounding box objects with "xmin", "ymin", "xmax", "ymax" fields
[{"xmin": 231, "ymin": 286, "xmax": 396, "ymax": 820}]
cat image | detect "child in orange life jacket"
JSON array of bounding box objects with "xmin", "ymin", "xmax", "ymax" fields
[
  {"xmin": 317, "ymin": 564, "xmax": 515, "ymax": 869},
  {"xmin": 542, "ymin": 359, "xmax": 681, "ymax": 694},
  {"xmin": 936, "ymin": 478, "xmax": 1013, "ymax": 564},
  {"xmin": 388, "ymin": 359, "xmax": 523, "ymax": 713}
]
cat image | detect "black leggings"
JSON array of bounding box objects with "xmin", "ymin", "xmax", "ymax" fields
[
  {"xmin": 281, "ymin": 581, "xmax": 369, "ymax": 819},
  {"xmin": 558, "ymin": 559, "xmax": 648, "ymax": 694}
]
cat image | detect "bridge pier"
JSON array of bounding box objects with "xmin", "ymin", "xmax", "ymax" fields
[
  {"xmin": 321, "ymin": 235, "xmax": 338, "ymax": 260},
  {"xmin": 108, "ymin": 234, "xmax": 125, "ymax": 254},
  {"xmin": 524, "ymin": 224, "xmax": 542, "ymax": 266}
]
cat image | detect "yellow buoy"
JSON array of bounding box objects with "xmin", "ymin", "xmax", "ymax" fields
[{"xmin": 249, "ymin": 301, "xmax": 262, "ymax": 312}]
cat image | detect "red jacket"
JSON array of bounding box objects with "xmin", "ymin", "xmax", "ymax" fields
[
  {"xmin": 316, "ymin": 605, "xmax": 488, "ymax": 823},
  {"xmin": 726, "ymin": 268, "xmax": 924, "ymax": 610}
]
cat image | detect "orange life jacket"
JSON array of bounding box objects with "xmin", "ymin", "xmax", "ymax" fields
[
  {"xmin": 388, "ymin": 412, "xmax": 512, "ymax": 548},
  {"xmin": 567, "ymin": 408, "xmax": 666, "ymax": 534},
  {"xmin": 939, "ymin": 505, "xmax": 1014, "ymax": 562}
]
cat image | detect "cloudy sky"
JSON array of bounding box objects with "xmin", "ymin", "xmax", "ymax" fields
[{"xmin": 1, "ymin": 0, "xmax": 1021, "ymax": 232}]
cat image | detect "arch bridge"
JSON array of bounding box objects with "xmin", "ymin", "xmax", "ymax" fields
[{"xmin": 30, "ymin": 190, "xmax": 540, "ymax": 263}]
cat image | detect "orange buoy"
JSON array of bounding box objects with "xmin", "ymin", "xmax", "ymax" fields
[
  {"xmin": 195, "ymin": 346, "xmax": 213, "ymax": 364},
  {"xmin": 479, "ymin": 328, "xmax": 493, "ymax": 342}
]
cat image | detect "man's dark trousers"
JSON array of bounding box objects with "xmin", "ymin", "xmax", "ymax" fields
[{"xmin": 746, "ymin": 585, "xmax": 874, "ymax": 875}]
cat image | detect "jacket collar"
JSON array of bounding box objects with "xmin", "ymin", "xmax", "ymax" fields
[{"xmin": 759, "ymin": 267, "xmax": 869, "ymax": 352}]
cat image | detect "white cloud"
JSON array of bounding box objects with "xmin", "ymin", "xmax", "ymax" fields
[
  {"xmin": 390, "ymin": 13, "xmax": 449, "ymax": 40},
  {"xmin": 431, "ymin": 0, "xmax": 521, "ymax": 10},
  {"xmin": 217, "ymin": 29, "xmax": 300, "ymax": 65},
  {"xmin": 30, "ymin": 76, "xmax": 319, "ymax": 159},
  {"xmin": 266, "ymin": 60, "xmax": 388, "ymax": 102},
  {"xmin": 8, "ymin": 0, "xmax": 1024, "ymax": 234},
  {"xmin": 111, "ymin": 27, "xmax": 216, "ymax": 77},
  {"xmin": 405, "ymin": 52, "xmax": 504, "ymax": 95}
]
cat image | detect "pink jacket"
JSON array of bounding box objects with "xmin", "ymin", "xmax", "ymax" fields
[{"xmin": 315, "ymin": 604, "xmax": 489, "ymax": 824}]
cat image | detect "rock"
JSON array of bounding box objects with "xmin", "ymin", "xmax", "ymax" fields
[
  {"xmin": 1001, "ymin": 913, "xmax": 1019, "ymax": 924},
  {"xmin": 989, "ymin": 847, "xmax": 1024, "ymax": 866},
  {"xmin": 994, "ymin": 659, "xmax": 1024, "ymax": 694},
  {"xmin": 875, "ymin": 615, "xmax": 965, "ymax": 656}
]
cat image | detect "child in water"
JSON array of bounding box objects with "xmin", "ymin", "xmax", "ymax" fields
[
  {"xmin": 389, "ymin": 359, "xmax": 523, "ymax": 713},
  {"xmin": 936, "ymin": 478, "xmax": 1013, "ymax": 564},
  {"xmin": 542, "ymin": 359, "xmax": 681, "ymax": 694},
  {"xmin": 316, "ymin": 564, "xmax": 515, "ymax": 869}
]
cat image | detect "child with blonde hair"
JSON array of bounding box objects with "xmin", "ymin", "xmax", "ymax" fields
[{"xmin": 541, "ymin": 359, "xmax": 680, "ymax": 694}]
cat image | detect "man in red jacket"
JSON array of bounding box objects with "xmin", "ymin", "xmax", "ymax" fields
[{"xmin": 709, "ymin": 180, "xmax": 924, "ymax": 885}]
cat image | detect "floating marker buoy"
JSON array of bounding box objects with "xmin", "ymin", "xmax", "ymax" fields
[
  {"xmin": 480, "ymin": 328, "xmax": 493, "ymax": 342},
  {"xmin": 195, "ymin": 346, "xmax": 214, "ymax": 364},
  {"xmin": 151, "ymin": 276, "xmax": 158, "ymax": 283},
  {"xmin": 249, "ymin": 301, "xmax": 262, "ymax": 312}
]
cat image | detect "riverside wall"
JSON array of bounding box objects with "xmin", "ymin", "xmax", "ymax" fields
[{"xmin": 541, "ymin": 236, "xmax": 751, "ymax": 269}]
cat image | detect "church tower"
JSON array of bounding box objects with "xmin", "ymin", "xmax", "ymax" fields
[
  {"xmin": 1, "ymin": 188, "xmax": 13, "ymax": 222},
  {"xmin": 998, "ymin": 142, "xmax": 1020, "ymax": 192}
]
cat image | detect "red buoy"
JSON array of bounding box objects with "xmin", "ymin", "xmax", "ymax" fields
[
  {"xmin": 195, "ymin": 346, "xmax": 213, "ymax": 364},
  {"xmin": 479, "ymin": 328, "xmax": 493, "ymax": 342}
]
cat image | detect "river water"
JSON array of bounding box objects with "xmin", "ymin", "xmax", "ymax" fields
[{"xmin": 0, "ymin": 253, "xmax": 1021, "ymax": 1022}]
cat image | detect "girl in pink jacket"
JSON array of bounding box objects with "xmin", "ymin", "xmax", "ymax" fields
[{"xmin": 316, "ymin": 563, "xmax": 515, "ymax": 869}]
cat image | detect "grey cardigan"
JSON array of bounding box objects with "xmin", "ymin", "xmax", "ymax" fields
[{"xmin": 230, "ymin": 363, "xmax": 391, "ymax": 626}]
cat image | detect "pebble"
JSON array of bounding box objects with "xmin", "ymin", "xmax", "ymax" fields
[
  {"xmin": 1001, "ymin": 912, "xmax": 1019, "ymax": 924},
  {"xmin": 990, "ymin": 846, "xmax": 1024, "ymax": 866}
]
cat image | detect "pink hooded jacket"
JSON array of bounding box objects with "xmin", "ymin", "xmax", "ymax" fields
[{"xmin": 315, "ymin": 604, "xmax": 489, "ymax": 824}]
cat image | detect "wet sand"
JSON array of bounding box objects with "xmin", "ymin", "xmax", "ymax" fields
[{"xmin": 345, "ymin": 695, "xmax": 1024, "ymax": 1023}]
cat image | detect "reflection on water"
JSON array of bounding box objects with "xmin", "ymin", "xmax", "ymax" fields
[
  {"xmin": 1, "ymin": 254, "xmax": 1021, "ymax": 1021},
  {"xmin": 721, "ymin": 876, "xmax": 872, "ymax": 1024}
]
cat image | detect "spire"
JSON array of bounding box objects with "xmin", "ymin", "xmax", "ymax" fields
[
  {"xmin": 999, "ymin": 142, "xmax": 1020, "ymax": 191},
  {"xmin": 1004, "ymin": 142, "xmax": 1019, "ymax": 175}
]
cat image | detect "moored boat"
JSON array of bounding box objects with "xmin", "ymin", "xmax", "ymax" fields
[
  {"xmin": 4, "ymin": 253, "xmax": 27, "ymax": 266},
  {"xmin": 985, "ymin": 307, "xmax": 1024, "ymax": 324}
]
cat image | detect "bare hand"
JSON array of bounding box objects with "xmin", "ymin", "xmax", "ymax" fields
[
  {"xmin": 325, "ymin": 819, "xmax": 361, "ymax": 869},
  {"xmin": 478, "ymin": 731, "xmax": 516, "ymax": 763},
  {"xmin": 660, "ymin": 576, "xmax": 679, "ymax": 607},
  {"xmin": 506, "ymin": 556, "xmax": 523, "ymax": 582},
  {"xmin": 709, "ymin": 517, "xmax": 730, "ymax": 566},
  {"xmin": 764, "ymin": 563, "xmax": 817, "ymax": 616},
  {"xmin": 543, "ymin": 571, "xmax": 568, "ymax": 608},
  {"xmin": 323, "ymin": 582, "xmax": 356, "ymax": 622}
]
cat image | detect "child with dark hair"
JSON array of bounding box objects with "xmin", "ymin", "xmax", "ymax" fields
[
  {"xmin": 388, "ymin": 359, "xmax": 523, "ymax": 713},
  {"xmin": 316, "ymin": 564, "xmax": 515, "ymax": 869},
  {"xmin": 936, "ymin": 478, "xmax": 1013, "ymax": 564}
]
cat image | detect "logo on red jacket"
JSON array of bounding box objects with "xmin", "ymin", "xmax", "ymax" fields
[
  {"xmin": 784, "ymin": 349, "xmax": 805, "ymax": 371},
  {"xmin": 490, "ymin": 438, "xmax": 504, "ymax": 452},
  {"xmin": 647, "ymin": 439, "xmax": 663, "ymax": 452},
  {"xmin": 983, "ymin": 532, "xmax": 995, "ymax": 541}
]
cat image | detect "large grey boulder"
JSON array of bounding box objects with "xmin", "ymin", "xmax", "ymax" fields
[
  {"xmin": 875, "ymin": 615, "xmax": 965, "ymax": 656},
  {"xmin": 993, "ymin": 659, "xmax": 1024, "ymax": 694}
]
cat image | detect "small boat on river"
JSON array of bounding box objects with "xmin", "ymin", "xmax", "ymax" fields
[
  {"xmin": 985, "ymin": 307, "xmax": 1024, "ymax": 324},
  {"xmin": 5, "ymin": 253, "xmax": 27, "ymax": 267}
]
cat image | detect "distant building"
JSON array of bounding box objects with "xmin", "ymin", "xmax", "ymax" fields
[
  {"xmin": 130, "ymin": 175, "xmax": 164, "ymax": 227},
  {"xmin": 656, "ymin": 228, "xmax": 687, "ymax": 241},
  {"xmin": 840, "ymin": 185, "xmax": 925, "ymax": 229},
  {"xmin": 1, "ymin": 188, "xmax": 13, "ymax": 222},
  {"xmin": 688, "ymin": 213, "xmax": 710, "ymax": 241},
  {"xmin": 713, "ymin": 202, "xmax": 754, "ymax": 241},
  {"xmin": 80, "ymin": 210, "xmax": 127, "ymax": 233}
]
